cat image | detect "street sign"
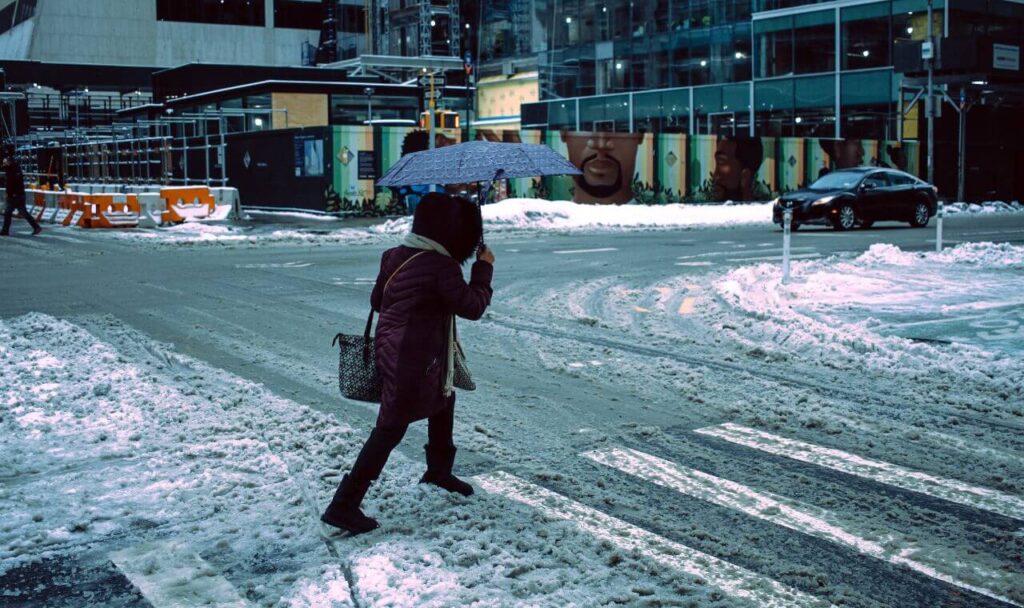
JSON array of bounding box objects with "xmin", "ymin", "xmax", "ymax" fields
[
  {"xmin": 921, "ymin": 41, "xmax": 934, "ymax": 61},
  {"xmin": 423, "ymin": 89, "xmax": 444, "ymax": 101},
  {"xmin": 418, "ymin": 74, "xmax": 446, "ymax": 89}
]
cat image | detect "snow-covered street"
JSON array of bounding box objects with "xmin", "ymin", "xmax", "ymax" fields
[{"xmin": 2, "ymin": 211, "xmax": 1023, "ymax": 607}]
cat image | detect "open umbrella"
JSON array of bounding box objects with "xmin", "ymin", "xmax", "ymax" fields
[{"xmin": 376, "ymin": 140, "xmax": 581, "ymax": 188}]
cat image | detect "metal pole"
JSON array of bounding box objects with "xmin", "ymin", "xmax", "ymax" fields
[
  {"xmin": 220, "ymin": 116, "xmax": 228, "ymax": 188},
  {"xmin": 926, "ymin": 0, "xmax": 934, "ymax": 188},
  {"xmin": 936, "ymin": 200, "xmax": 944, "ymax": 252},
  {"xmin": 782, "ymin": 207, "xmax": 793, "ymax": 284},
  {"xmin": 204, "ymin": 121, "xmax": 211, "ymax": 186},
  {"xmin": 181, "ymin": 124, "xmax": 188, "ymax": 185},
  {"xmin": 428, "ymin": 72, "xmax": 436, "ymax": 193},
  {"xmin": 957, "ymin": 86, "xmax": 966, "ymax": 203}
]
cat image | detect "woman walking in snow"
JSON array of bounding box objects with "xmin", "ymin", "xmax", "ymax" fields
[{"xmin": 321, "ymin": 193, "xmax": 495, "ymax": 535}]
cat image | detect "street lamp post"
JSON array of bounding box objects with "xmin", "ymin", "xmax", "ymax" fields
[{"xmin": 363, "ymin": 86, "xmax": 375, "ymax": 124}]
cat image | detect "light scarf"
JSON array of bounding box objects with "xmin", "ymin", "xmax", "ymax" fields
[{"xmin": 403, "ymin": 232, "xmax": 456, "ymax": 396}]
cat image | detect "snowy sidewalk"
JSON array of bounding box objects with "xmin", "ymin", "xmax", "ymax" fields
[{"xmin": 2, "ymin": 313, "xmax": 818, "ymax": 607}]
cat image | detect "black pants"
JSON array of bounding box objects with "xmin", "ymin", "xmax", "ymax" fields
[
  {"xmin": 1, "ymin": 196, "xmax": 41, "ymax": 234},
  {"xmin": 348, "ymin": 396, "xmax": 455, "ymax": 484}
]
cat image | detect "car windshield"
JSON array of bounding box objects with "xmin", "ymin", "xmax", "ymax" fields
[{"xmin": 808, "ymin": 171, "xmax": 862, "ymax": 190}]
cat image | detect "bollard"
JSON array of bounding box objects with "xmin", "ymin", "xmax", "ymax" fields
[
  {"xmin": 935, "ymin": 201, "xmax": 944, "ymax": 252},
  {"xmin": 782, "ymin": 207, "xmax": 793, "ymax": 285}
]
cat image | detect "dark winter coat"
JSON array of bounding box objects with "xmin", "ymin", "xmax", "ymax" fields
[
  {"xmin": 371, "ymin": 245, "xmax": 493, "ymax": 427},
  {"xmin": 4, "ymin": 162, "xmax": 25, "ymax": 201}
]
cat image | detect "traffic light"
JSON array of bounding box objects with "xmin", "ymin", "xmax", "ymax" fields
[{"xmin": 419, "ymin": 110, "xmax": 460, "ymax": 129}]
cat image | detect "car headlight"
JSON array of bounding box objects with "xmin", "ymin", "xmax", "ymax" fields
[{"xmin": 811, "ymin": 195, "xmax": 837, "ymax": 207}]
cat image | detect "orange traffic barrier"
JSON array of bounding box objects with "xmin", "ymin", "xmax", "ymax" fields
[
  {"xmin": 89, "ymin": 193, "xmax": 140, "ymax": 229},
  {"xmin": 160, "ymin": 186, "xmax": 215, "ymax": 223},
  {"xmin": 61, "ymin": 194, "xmax": 93, "ymax": 227}
]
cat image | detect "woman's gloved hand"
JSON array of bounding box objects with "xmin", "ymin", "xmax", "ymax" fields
[{"xmin": 477, "ymin": 244, "xmax": 495, "ymax": 265}]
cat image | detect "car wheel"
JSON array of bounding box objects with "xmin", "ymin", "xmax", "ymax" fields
[
  {"xmin": 832, "ymin": 204, "xmax": 857, "ymax": 231},
  {"xmin": 910, "ymin": 202, "xmax": 930, "ymax": 227}
]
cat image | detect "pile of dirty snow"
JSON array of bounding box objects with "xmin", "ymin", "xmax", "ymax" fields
[
  {"xmin": 373, "ymin": 198, "xmax": 774, "ymax": 235},
  {"xmin": 944, "ymin": 201, "xmax": 1023, "ymax": 216},
  {"xmin": 708, "ymin": 242, "xmax": 1024, "ymax": 423}
]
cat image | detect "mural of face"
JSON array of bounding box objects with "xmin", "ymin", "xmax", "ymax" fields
[
  {"xmin": 820, "ymin": 138, "xmax": 865, "ymax": 172},
  {"xmin": 560, "ymin": 130, "xmax": 644, "ymax": 204},
  {"xmin": 835, "ymin": 138, "xmax": 865, "ymax": 169},
  {"xmin": 711, "ymin": 136, "xmax": 764, "ymax": 202}
]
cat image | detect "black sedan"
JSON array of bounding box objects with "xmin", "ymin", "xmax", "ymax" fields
[{"xmin": 772, "ymin": 168, "xmax": 939, "ymax": 231}]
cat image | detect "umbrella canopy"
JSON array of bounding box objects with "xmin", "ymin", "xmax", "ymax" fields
[{"xmin": 376, "ymin": 140, "xmax": 581, "ymax": 187}]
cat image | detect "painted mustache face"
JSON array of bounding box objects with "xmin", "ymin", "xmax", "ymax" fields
[{"xmin": 578, "ymin": 153, "xmax": 624, "ymax": 199}]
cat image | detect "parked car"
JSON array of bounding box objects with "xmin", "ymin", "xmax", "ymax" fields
[{"xmin": 772, "ymin": 168, "xmax": 939, "ymax": 231}]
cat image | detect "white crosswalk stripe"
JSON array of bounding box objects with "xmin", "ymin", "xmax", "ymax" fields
[
  {"xmin": 474, "ymin": 471, "xmax": 832, "ymax": 608},
  {"xmin": 695, "ymin": 423, "xmax": 1024, "ymax": 522},
  {"xmin": 552, "ymin": 247, "xmax": 618, "ymax": 255},
  {"xmin": 583, "ymin": 447, "xmax": 1021, "ymax": 607},
  {"xmin": 110, "ymin": 540, "xmax": 249, "ymax": 607}
]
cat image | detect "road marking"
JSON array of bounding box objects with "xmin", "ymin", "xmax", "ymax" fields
[
  {"xmin": 678, "ymin": 247, "xmax": 815, "ymax": 260},
  {"xmin": 552, "ymin": 247, "xmax": 618, "ymax": 255},
  {"xmin": 474, "ymin": 471, "xmax": 830, "ymax": 608},
  {"xmin": 797, "ymin": 232, "xmax": 854, "ymax": 238},
  {"xmin": 634, "ymin": 306, "xmax": 651, "ymax": 313},
  {"xmin": 678, "ymin": 298, "xmax": 697, "ymax": 315},
  {"xmin": 695, "ymin": 423, "xmax": 1024, "ymax": 521},
  {"xmin": 584, "ymin": 447, "xmax": 1020, "ymax": 607},
  {"xmin": 675, "ymin": 261, "xmax": 713, "ymax": 267},
  {"xmin": 235, "ymin": 261, "xmax": 313, "ymax": 269},
  {"xmin": 725, "ymin": 253, "xmax": 821, "ymax": 263},
  {"xmin": 110, "ymin": 541, "xmax": 249, "ymax": 607}
]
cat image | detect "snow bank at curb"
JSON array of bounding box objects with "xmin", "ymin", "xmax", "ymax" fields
[
  {"xmin": 710, "ymin": 243, "xmax": 1024, "ymax": 421},
  {"xmin": 945, "ymin": 201, "xmax": 1023, "ymax": 216},
  {"xmin": 0, "ymin": 313, "xmax": 732, "ymax": 606},
  {"xmin": 373, "ymin": 198, "xmax": 774, "ymax": 235}
]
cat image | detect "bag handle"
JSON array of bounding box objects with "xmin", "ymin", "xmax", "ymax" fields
[{"xmin": 362, "ymin": 251, "xmax": 428, "ymax": 341}]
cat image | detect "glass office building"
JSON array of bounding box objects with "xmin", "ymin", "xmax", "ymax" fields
[{"xmin": 492, "ymin": 0, "xmax": 1024, "ymax": 141}]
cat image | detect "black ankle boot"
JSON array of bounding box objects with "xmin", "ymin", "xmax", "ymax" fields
[
  {"xmin": 420, "ymin": 445, "xmax": 474, "ymax": 497},
  {"xmin": 321, "ymin": 474, "xmax": 379, "ymax": 535}
]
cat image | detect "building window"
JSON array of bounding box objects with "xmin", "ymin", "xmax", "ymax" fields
[
  {"xmin": 841, "ymin": 2, "xmax": 890, "ymax": 70},
  {"xmin": 156, "ymin": 0, "xmax": 266, "ymax": 27},
  {"xmin": 841, "ymin": 69, "xmax": 893, "ymax": 140},
  {"xmin": 0, "ymin": 3, "xmax": 14, "ymax": 35},
  {"xmin": 793, "ymin": 10, "xmax": 835, "ymax": 75},
  {"xmin": 755, "ymin": 77, "xmax": 794, "ymax": 137},
  {"xmin": 274, "ymin": 0, "xmax": 323, "ymax": 30},
  {"xmin": 13, "ymin": 0, "xmax": 36, "ymax": 26},
  {"xmin": 793, "ymin": 74, "xmax": 835, "ymax": 137},
  {"xmin": 754, "ymin": 16, "xmax": 794, "ymax": 78}
]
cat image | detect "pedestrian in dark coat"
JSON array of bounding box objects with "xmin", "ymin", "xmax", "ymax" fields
[
  {"xmin": 1, "ymin": 154, "xmax": 41, "ymax": 236},
  {"xmin": 321, "ymin": 193, "xmax": 495, "ymax": 535}
]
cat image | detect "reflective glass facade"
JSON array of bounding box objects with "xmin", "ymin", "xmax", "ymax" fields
[{"xmin": 506, "ymin": 0, "xmax": 1024, "ymax": 141}]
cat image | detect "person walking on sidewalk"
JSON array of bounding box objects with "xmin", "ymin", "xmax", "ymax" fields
[
  {"xmin": 1, "ymin": 154, "xmax": 41, "ymax": 236},
  {"xmin": 321, "ymin": 193, "xmax": 495, "ymax": 535}
]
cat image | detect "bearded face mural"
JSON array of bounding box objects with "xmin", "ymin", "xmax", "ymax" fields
[{"xmin": 560, "ymin": 130, "xmax": 644, "ymax": 204}]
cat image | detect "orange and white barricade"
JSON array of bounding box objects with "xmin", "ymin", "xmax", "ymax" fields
[
  {"xmin": 42, "ymin": 191, "xmax": 61, "ymax": 223},
  {"xmin": 22, "ymin": 190, "xmax": 47, "ymax": 223},
  {"xmin": 160, "ymin": 186, "xmax": 215, "ymax": 223},
  {"xmin": 87, "ymin": 193, "xmax": 140, "ymax": 229},
  {"xmin": 61, "ymin": 193, "xmax": 93, "ymax": 227},
  {"xmin": 52, "ymin": 193, "xmax": 79, "ymax": 225}
]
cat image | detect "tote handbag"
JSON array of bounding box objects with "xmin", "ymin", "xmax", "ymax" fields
[{"xmin": 333, "ymin": 253, "xmax": 475, "ymax": 403}]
